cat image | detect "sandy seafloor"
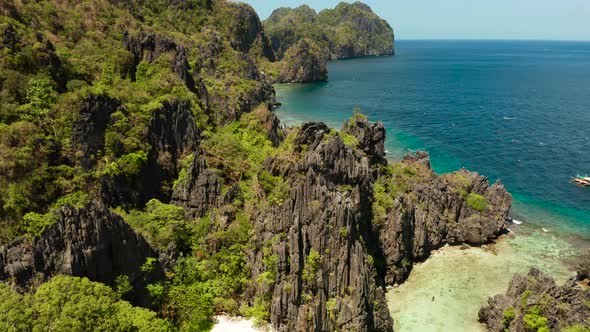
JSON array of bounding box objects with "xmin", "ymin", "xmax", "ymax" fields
[
  {"xmin": 211, "ymin": 226, "xmax": 581, "ymax": 332},
  {"xmin": 387, "ymin": 223, "xmax": 581, "ymax": 331}
]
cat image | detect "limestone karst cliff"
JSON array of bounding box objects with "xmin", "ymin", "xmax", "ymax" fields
[
  {"xmin": 478, "ymin": 261, "xmax": 590, "ymax": 332},
  {"xmin": 240, "ymin": 115, "xmax": 511, "ymax": 331},
  {"xmin": 0, "ymin": 201, "xmax": 164, "ymax": 308},
  {"xmin": 264, "ymin": 2, "xmax": 395, "ymax": 60},
  {"xmin": 277, "ymin": 38, "xmax": 328, "ymax": 83},
  {"xmin": 265, "ymin": 2, "xmax": 394, "ymax": 83},
  {"xmin": 0, "ymin": 0, "xmax": 514, "ymax": 330},
  {"xmin": 375, "ymin": 151, "xmax": 512, "ymax": 284}
]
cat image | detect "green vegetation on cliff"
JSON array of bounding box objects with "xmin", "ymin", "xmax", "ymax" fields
[
  {"xmin": 0, "ymin": 1, "xmax": 513, "ymax": 331},
  {"xmin": 276, "ymin": 38, "xmax": 328, "ymax": 83},
  {"xmin": 0, "ymin": 0, "xmax": 280, "ymax": 329},
  {"xmin": 0, "ymin": 0, "xmax": 274, "ymax": 243},
  {"xmin": 0, "ymin": 276, "xmax": 172, "ymax": 331},
  {"xmin": 264, "ymin": 2, "xmax": 394, "ymax": 60},
  {"xmin": 479, "ymin": 267, "xmax": 590, "ymax": 332}
]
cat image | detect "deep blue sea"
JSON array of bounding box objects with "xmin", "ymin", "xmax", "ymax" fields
[{"xmin": 275, "ymin": 40, "xmax": 590, "ymax": 239}]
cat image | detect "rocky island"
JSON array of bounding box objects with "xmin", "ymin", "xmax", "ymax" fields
[
  {"xmin": 264, "ymin": 2, "xmax": 395, "ymax": 83},
  {"xmin": 265, "ymin": 2, "xmax": 395, "ymax": 60}
]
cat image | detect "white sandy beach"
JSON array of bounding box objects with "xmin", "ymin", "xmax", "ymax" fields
[{"xmin": 387, "ymin": 225, "xmax": 578, "ymax": 332}]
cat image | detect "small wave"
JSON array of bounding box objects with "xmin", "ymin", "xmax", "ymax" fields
[
  {"xmin": 538, "ymin": 142, "xmax": 546, "ymax": 146},
  {"xmin": 503, "ymin": 116, "xmax": 516, "ymax": 120},
  {"xmin": 385, "ymin": 149, "xmax": 390, "ymax": 154},
  {"xmin": 542, "ymin": 228, "xmax": 550, "ymax": 233},
  {"xmin": 512, "ymin": 219, "xmax": 523, "ymax": 225}
]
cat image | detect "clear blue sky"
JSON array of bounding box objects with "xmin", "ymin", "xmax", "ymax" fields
[{"xmin": 243, "ymin": 0, "xmax": 590, "ymax": 41}]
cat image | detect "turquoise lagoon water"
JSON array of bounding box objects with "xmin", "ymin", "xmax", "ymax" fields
[
  {"xmin": 274, "ymin": 41, "xmax": 590, "ymax": 331},
  {"xmin": 275, "ymin": 40, "xmax": 590, "ymax": 239}
]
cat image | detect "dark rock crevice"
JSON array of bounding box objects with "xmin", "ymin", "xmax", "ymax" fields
[
  {"xmin": 170, "ymin": 155, "xmax": 222, "ymax": 219},
  {"xmin": 100, "ymin": 99, "xmax": 200, "ymax": 209},
  {"xmin": 0, "ymin": 201, "xmax": 164, "ymax": 308},
  {"xmin": 71, "ymin": 94, "xmax": 122, "ymax": 170},
  {"xmin": 123, "ymin": 31, "xmax": 196, "ymax": 92},
  {"xmin": 249, "ymin": 120, "xmax": 394, "ymax": 331},
  {"xmin": 143, "ymin": 99, "xmax": 200, "ymax": 202}
]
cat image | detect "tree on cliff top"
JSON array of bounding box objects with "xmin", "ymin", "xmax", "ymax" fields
[{"xmin": 0, "ymin": 275, "xmax": 172, "ymax": 331}]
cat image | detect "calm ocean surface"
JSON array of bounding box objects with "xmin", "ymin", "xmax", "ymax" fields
[{"xmin": 275, "ymin": 40, "xmax": 590, "ymax": 239}]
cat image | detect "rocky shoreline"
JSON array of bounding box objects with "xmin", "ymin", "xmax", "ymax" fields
[
  {"xmin": 479, "ymin": 253, "xmax": 590, "ymax": 332},
  {"xmin": 0, "ymin": 111, "xmax": 514, "ymax": 331},
  {"xmin": 1, "ymin": 0, "xmax": 585, "ymax": 330}
]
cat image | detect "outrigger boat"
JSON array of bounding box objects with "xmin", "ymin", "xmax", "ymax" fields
[{"xmin": 571, "ymin": 175, "xmax": 590, "ymax": 187}]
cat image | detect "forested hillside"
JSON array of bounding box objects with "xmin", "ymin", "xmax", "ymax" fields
[
  {"xmin": 0, "ymin": 0, "xmax": 281, "ymax": 329},
  {"xmin": 0, "ymin": 1, "xmax": 511, "ymax": 331},
  {"xmin": 264, "ymin": 2, "xmax": 395, "ymax": 60},
  {"xmin": 0, "ymin": 0, "xmax": 275, "ymax": 243}
]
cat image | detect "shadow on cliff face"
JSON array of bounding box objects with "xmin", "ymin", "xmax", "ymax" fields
[
  {"xmin": 0, "ymin": 108, "xmax": 512, "ymax": 329},
  {"xmin": 0, "ymin": 200, "xmax": 164, "ymax": 308},
  {"xmin": 242, "ymin": 114, "xmax": 511, "ymax": 331},
  {"xmin": 375, "ymin": 151, "xmax": 512, "ymax": 285}
]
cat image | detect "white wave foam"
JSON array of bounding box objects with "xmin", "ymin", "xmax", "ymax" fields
[
  {"xmin": 512, "ymin": 219, "xmax": 523, "ymax": 225},
  {"xmin": 542, "ymin": 228, "xmax": 550, "ymax": 233}
]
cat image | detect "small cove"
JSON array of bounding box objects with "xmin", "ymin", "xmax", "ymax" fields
[
  {"xmin": 387, "ymin": 225, "xmax": 577, "ymax": 331},
  {"xmin": 273, "ymin": 40, "xmax": 590, "ymax": 331}
]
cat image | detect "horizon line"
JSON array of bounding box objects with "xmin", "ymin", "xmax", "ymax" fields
[{"xmin": 395, "ymin": 38, "xmax": 590, "ymax": 42}]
